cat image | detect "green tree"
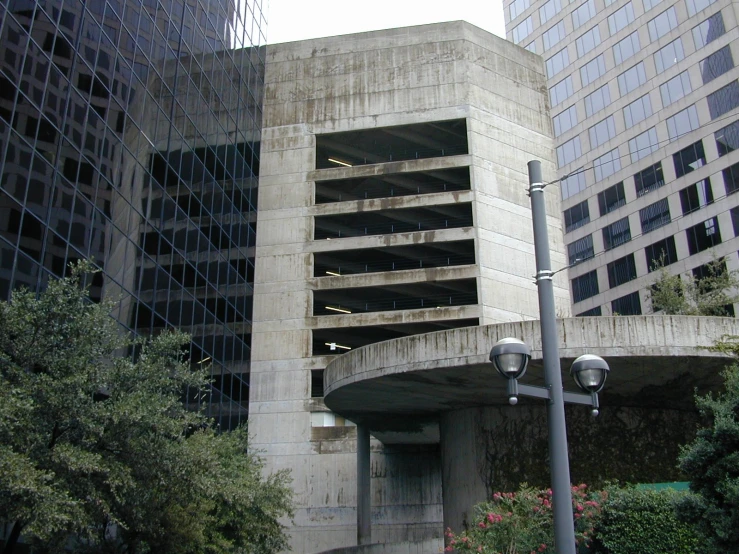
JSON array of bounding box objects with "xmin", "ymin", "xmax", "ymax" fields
[
  {"xmin": 0, "ymin": 262, "xmax": 293, "ymax": 554},
  {"xmin": 648, "ymin": 256, "xmax": 739, "ymax": 316}
]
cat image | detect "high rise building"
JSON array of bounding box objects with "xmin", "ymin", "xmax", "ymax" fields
[
  {"xmin": 0, "ymin": 0, "xmax": 265, "ymax": 429},
  {"xmin": 504, "ymin": 0, "xmax": 739, "ymax": 316}
]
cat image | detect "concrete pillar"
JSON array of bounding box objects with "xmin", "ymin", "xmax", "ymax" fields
[{"xmin": 357, "ymin": 425, "xmax": 371, "ymax": 545}]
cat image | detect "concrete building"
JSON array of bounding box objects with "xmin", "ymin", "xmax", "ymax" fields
[
  {"xmin": 251, "ymin": 21, "xmax": 568, "ymax": 553},
  {"xmin": 504, "ymin": 0, "xmax": 739, "ymax": 316}
]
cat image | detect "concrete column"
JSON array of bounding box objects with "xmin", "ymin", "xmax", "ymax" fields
[{"xmin": 357, "ymin": 425, "xmax": 371, "ymax": 545}]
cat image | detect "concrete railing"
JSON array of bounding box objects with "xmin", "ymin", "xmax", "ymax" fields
[{"xmin": 316, "ymin": 539, "xmax": 443, "ymax": 554}]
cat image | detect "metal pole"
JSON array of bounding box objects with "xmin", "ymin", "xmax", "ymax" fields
[
  {"xmin": 528, "ymin": 160, "xmax": 576, "ymax": 554},
  {"xmin": 356, "ymin": 425, "xmax": 371, "ymax": 545}
]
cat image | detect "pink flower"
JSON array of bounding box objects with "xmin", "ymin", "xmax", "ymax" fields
[
  {"xmin": 576, "ymin": 504, "xmax": 584, "ymax": 512},
  {"xmin": 478, "ymin": 522, "xmax": 486, "ymax": 528}
]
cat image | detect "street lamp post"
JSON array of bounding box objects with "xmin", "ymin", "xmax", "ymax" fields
[{"xmin": 488, "ymin": 160, "xmax": 610, "ymax": 554}]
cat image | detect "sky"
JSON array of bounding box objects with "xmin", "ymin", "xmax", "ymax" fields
[{"xmin": 264, "ymin": 0, "xmax": 506, "ymax": 44}]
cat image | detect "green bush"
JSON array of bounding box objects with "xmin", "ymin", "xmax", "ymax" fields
[{"xmin": 591, "ymin": 487, "xmax": 698, "ymax": 554}]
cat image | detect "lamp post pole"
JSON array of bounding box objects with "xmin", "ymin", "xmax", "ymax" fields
[{"xmin": 528, "ymin": 160, "xmax": 576, "ymax": 554}]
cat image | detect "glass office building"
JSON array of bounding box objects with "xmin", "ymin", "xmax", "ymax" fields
[{"xmin": 0, "ymin": 0, "xmax": 265, "ymax": 429}]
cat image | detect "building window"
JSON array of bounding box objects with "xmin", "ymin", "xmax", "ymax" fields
[
  {"xmin": 612, "ymin": 292, "xmax": 642, "ymax": 315},
  {"xmin": 700, "ymin": 45, "xmax": 734, "ymax": 84},
  {"xmin": 510, "ymin": 0, "xmax": 531, "ymax": 20},
  {"xmin": 635, "ymin": 162, "xmax": 665, "ymax": 197},
  {"xmin": 564, "ymin": 199, "xmax": 590, "ymax": 232},
  {"xmin": 618, "ymin": 62, "xmax": 647, "ymax": 96},
  {"xmin": 613, "ymin": 31, "xmax": 641, "ymax": 65},
  {"xmin": 561, "ymin": 170, "xmax": 587, "ymax": 200},
  {"xmin": 557, "ymin": 136, "xmax": 582, "ymax": 168},
  {"xmin": 648, "ymin": 7, "xmax": 678, "ymax": 41},
  {"xmin": 608, "ymin": 2, "xmax": 635, "ymax": 35},
  {"xmin": 512, "ymin": 16, "xmax": 533, "ymax": 44},
  {"xmin": 715, "ymin": 120, "xmax": 739, "ymax": 156},
  {"xmin": 644, "ymin": 0, "xmax": 664, "ymax": 11},
  {"xmin": 686, "ymin": 217, "xmax": 721, "ymax": 255},
  {"xmin": 594, "ymin": 148, "xmax": 621, "ymax": 182},
  {"xmin": 546, "ymin": 48, "xmax": 570, "ymax": 78},
  {"xmin": 525, "ymin": 41, "xmax": 537, "ymax": 53},
  {"xmin": 666, "ymin": 105, "xmax": 700, "ymax": 142},
  {"xmin": 654, "ymin": 38, "xmax": 685, "ymax": 74},
  {"xmin": 639, "ymin": 198, "xmax": 671, "ymax": 233},
  {"xmin": 578, "ymin": 306, "xmax": 603, "ymax": 316},
  {"xmin": 607, "ymin": 254, "xmax": 637, "ymax": 288},
  {"xmin": 693, "ymin": 12, "xmax": 725, "ymax": 49},
  {"xmin": 598, "ymin": 182, "xmax": 626, "ymax": 215},
  {"xmin": 686, "ymin": 0, "xmax": 718, "ymax": 17},
  {"xmin": 680, "ymin": 179, "xmax": 713, "ymax": 214},
  {"xmin": 723, "ymin": 161, "xmax": 739, "ymax": 194},
  {"xmin": 539, "ymin": 0, "xmax": 562, "ymax": 25},
  {"xmin": 673, "ymin": 140, "xmax": 706, "ymax": 178},
  {"xmin": 603, "ymin": 217, "xmax": 632, "ymax": 250},
  {"xmin": 573, "ymin": 0, "xmax": 597, "ymax": 29},
  {"xmin": 660, "ymin": 71, "xmax": 692, "ymax": 107},
  {"xmin": 553, "ymin": 105, "xmax": 578, "ymax": 137},
  {"xmin": 550, "ymin": 76, "xmax": 574, "ymax": 107},
  {"xmin": 628, "ymin": 127, "xmax": 659, "ymax": 163},
  {"xmin": 543, "ymin": 20, "xmax": 567, "ymax": 50},
  {"xmin": 589, "ymin": 116, "xmax": 616, "ymax": 148},
  {"xmin": 572, "ymin": 270, "xmax": 600, "ymax": 303},
  {"xmin": 645, "ymin": 236, "xmax": 678, "ymax": 270},
  {"xmin": 585, "ymin": 84, "xmax": 612, "ymax": 117},
  {"xmin": 707, "ymin": 81, "xmax": 739, "ymax": 120},
  {"xmin": 623, "ymin": 95, "xmax": 653, "ymax": 129},
  {"xmin": 568, "ymin": 234, "xmax": 594, "ymax": 265},
  {"xmin": 580, "ymin": 55, "xmax": 606, "ymax": 87},
  {"xmin": 576, "ymin": 26, "xmax": 601, "ymax": 58},
  {"xmin": 731, "ymin": 207, "xmax": 739, "ymax": 236}
]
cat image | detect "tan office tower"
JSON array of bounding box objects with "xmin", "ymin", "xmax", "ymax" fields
[
  {"xmin": 505, "ymin": 0, "xmax": 739, "ymax": 315},
  {"xmin": 250, "ymin": 21, "xmax": 567, "ymax": 553}
]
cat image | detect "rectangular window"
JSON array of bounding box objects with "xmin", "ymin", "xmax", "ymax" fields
[
  {"xmin": 686, "ymin": 217, "xmax": 721, "ymax": 255},
  {"xmin": 561, "ymin": 170, "xmax": 587, "ymax": 200},
  {"xmin": 608, "ymin": 2, "xmax": 635, "ymax": 35},
  {"xmin": 723, "ymin": 161, "xmax": 739, "ymax": 195},
  {"xmin": 707, "ymin": 81, "xmax": 739, "ymax": 120},
  {"xmin": 603, "ymin": 217, "xmax": 632, "ymax": 250},
  {"xmin": 512, "ymin": 16, "xmax": 534, "ymax": 44},
  {"xmin": 693, "ymin": 12, "xmax": 725, "ymax": 49},
  {"xmin": 645, "ymin": 236, "xmax": 678, "ymax": 270},
  {"xmin": 550, "ymin": 76, "xmax": 574, "ymax": 107},
  {"xmin": 557, "ymin": 136, "xmax": 582, "ymax": 168},
  {"xmin": 700, "ymin": 45, "xmax": 734, "ymax": 84},
  {"xmin": 644, "ymin": 0, "xmax": 664, "ymax": 11},
  {"xmin": 594, "ymin": 148, "xmax": 621, "ymax": 182},
  {"xmin": 635, "ymin": 162, "xmax": 665, "ymax": 197},
  {"xmin": 666, "ymin": 105, "xmax": 700, "ymax": 141},
  {"xmin": 573, "ymin": 0, "xmax": 597, "ymax": 29},
  {"xmin": 628, "ymin": 127, "xmax": 659, "ymax": 163},
  {"xmin": 598, "ymin": 182, "xmax": 626, "ymax": 215},
  {"xmin": 607, "ymin": 254, "xmax": 637, "ymax": 288},
  {"xmin": 623, "ymin": 95, "xmax": 653, "ymax": 128},
  {"xmin": 539, "ymin": 0, "xmax": 562, "ymax": 25},
  {"xmin": 546, "ymin": 48, "xmax": 571, "ymax": 78},
  {"xmin": 613, "ymin": 31, "xmax": 641, "ymax": 65},
  {"xmin": 585, "ymin": 84, "xmax": 612, "ymax": 117},
  {"xmin": 568, "ymin": 234, "xmax": 594, "ymax": 265},
  {"xmin": 510, "ymin": 0, "xmax": 531, "ymax": 20},
  {"xmin": 525, "ymin": 41, "xmax": 537, "ymax": 53},
  {"xmin": 612, "ymin": 292, "xmax": 642, "ymax": 315},
  {"xmin": 577, "ymin": 306, "xmax": 603, "ymax": 316},
  {"xmin": 618, "ymin": 62, "xmax": 647, "ymax": 96},
  {"xmin": 580, "ymin": 55, "xmax": 606, "ymax": 87},
  {"xmin": 660, "ymin": 71, "xmax": 692, "ymax": 107},
  {"xmin": 673, "ymin": 140, "xmax": 706, "ymax": 178},
  {"xmin": 732, "ymin": 207, "xmax": 739, "ymax": 236},
  {"xmin": 553, "ymin": 105, "xmax": 578, "ymax": 137},
  {"xmin": 576, "ymin": 26, "xmax": 602, "ymax": 57},
  {"xmin": 564, "ymin": 199, "xmax": 590, "ymax": 232},
  {"xmin": 680, "ymin": 178, "xmax": 713, "ymax": 213},
  {"xmin": 686, "ymin": 0, "xmax": 718, "ymax": 17},
  {"xmin": 654, "ymin": 38, "xmax": 685, "ymax": 74},
  {"xmin": 543, "ymin": 20, "xmax": 566, "ymax": 50},
  {"xmin": 639, "ymin": 198, "xmax": 671, "ymax": 233},
  {"xmin": 589, "ymin": 116, "xmax": 616, "ymax": 148},
  {"xmin": 572, "ymin": 270, "xmax": 600, "ymax": 303},
  {"xmin": 648, "ymin": 8, "xmax": 678, "ymax": 41},
  {"xmin": 716, "ymin": 121, "xmax": 739, "ymax": 156}
]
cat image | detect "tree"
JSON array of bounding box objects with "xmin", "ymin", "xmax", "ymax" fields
[
  {"xmin": 0, "ymin": 262, "xmax": 293, "ymax": 554},
  {"xmin": 648, "ymin": 256, "xmax": 739, "ymax": 316}
]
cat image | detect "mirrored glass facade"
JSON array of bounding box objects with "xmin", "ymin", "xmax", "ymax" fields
[{"xmin": 0, "ymin": 0, "xmax": 265, "ymax": 430}]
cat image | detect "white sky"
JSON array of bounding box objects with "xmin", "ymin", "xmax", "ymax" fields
[{"xmin": 264, "ymin": 0, "xmax": 506, "ymax": 44}]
